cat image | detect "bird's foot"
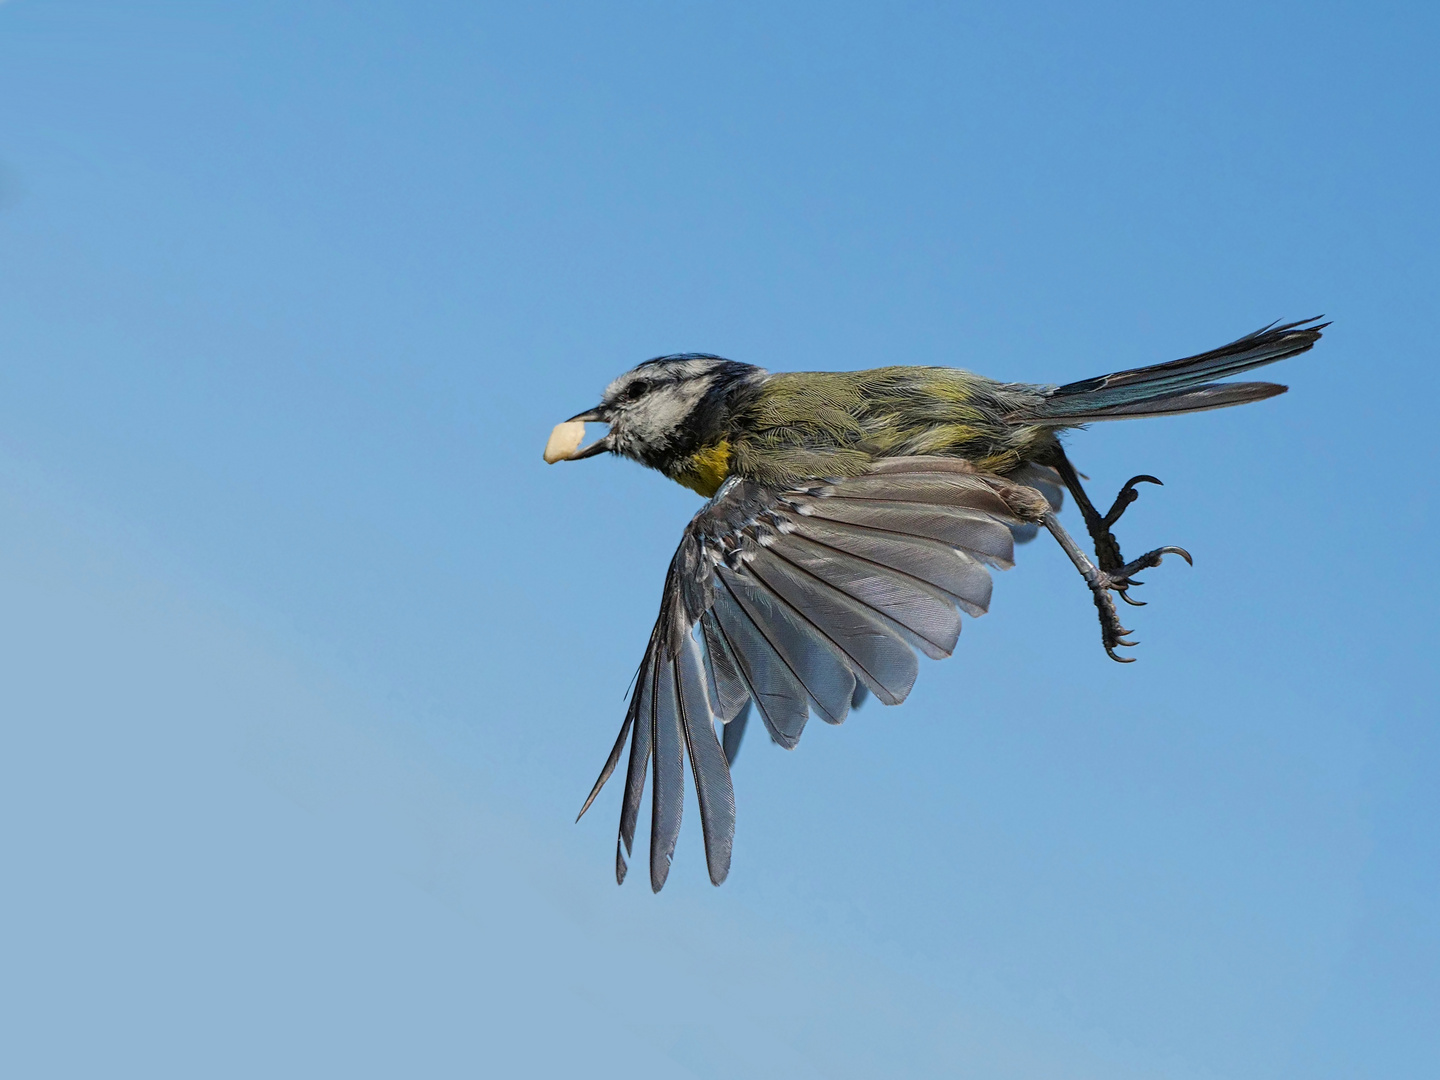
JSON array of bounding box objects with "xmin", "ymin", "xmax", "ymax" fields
[
  {"xmin": 1087, "ymin": 475, "xmax": 1164, "ymax": 579},
  {"xmin": 1087, "ymin": 545, "xmax": 1193, "ymax": 662},
  {"xmin": 1047, "ymin": 459, "xmax": 1193, "ymax": 662}
]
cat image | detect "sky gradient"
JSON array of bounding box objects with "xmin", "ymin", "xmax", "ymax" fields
[{"xmin": 1, "ymin": 2, "xmax": 1436, "ymax": 1077}]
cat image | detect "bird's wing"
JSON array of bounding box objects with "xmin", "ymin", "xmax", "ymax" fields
[{"xmin": 577, "ymin": 456, "xmax": 1051, "ymax": 891}]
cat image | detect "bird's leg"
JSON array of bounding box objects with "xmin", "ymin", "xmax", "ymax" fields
[
  {"xmin": 1043, "ymin": 511, "xmax": 1192, "ymax": 663},
  {"xmin": 1051, "ymin": 448, "xmax": 1168, "ymax": 607}
]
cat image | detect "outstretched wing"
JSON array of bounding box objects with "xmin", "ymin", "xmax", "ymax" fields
[{"xmin": 576, "ymin": 456, "xmax": 1051, "ymax": 892}]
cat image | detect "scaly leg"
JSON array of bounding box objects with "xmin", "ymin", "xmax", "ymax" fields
[
  {"xmin": 1051, "ymin": 448, "xmax": 1171, "ymax": 607},
  {"xmin": 1043, "ymin": 511, "xmax": 1191, "ymax": 663}
]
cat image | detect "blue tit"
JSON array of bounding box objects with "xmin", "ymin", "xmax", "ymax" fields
[{"xmin": 549, "ymin": 318, "xmax": 1325, "ymax": 890}]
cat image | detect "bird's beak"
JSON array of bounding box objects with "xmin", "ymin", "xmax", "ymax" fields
[{"xmin": 543, "ymin": 407, "xmax": 612, "ymax": 463}]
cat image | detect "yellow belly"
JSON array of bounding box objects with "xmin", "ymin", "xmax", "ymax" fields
[{"xmin": 675, "ymin": 440, "xmax": 732, "ymax": 497}]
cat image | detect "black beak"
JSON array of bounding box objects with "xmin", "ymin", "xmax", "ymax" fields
[{"xmin": 567, "ymin": 435, "xmax": 611, "ymax": 460}]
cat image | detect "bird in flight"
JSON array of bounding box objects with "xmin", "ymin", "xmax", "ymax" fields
[{"xmin": 546, "ymin": 318, "xmax": 1325, "ymax": 891}]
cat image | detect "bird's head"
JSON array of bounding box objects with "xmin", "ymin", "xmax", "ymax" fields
[{"xmin": 545, "ymin": 354, "xmax": 762, "ymax": 476}]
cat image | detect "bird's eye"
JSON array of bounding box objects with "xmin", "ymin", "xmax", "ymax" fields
[{"xmin": 624, "ymin": 380, "xmax": 649, "ymax": 401}]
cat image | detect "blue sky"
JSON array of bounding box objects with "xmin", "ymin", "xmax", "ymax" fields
[{"xmin": 0, "ymin": 2, "xmax": 1436, "ymax": 1077}]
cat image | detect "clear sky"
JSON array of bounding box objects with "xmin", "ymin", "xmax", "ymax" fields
[{"xmin": 0, "ymin": 2, "xmax": 1436, "ymax": 1077}]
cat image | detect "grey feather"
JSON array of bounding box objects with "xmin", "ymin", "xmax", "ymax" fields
[
  {"xmin": 767, "ymin": 533, "xmax": 962, "ymax": 660},
  {"xmin": 794, "ymin": 499, "xmax": 1017, "ymax": 567},
  {"xmin": 709, "ymin": 587, "xmax": 810, "ymax": 748},
  {"xmin": 815, "ymin": 473, "xmax": 1016, "ymax": 517},
  {"xmin": 720, "ymin": 566, "xmax": 856, "ymax": 725},
  {"xmin": 787, "ymin": 516, "xmax": 996, "ymax": 613},
  {"xmin": 721, "ymin": 701, "xmax": 751, "ymax": 764},
  {"xmin": 577, "ymin": 710, "xmax": 632, "ymax": 823},
  {"xmin": 615, "ymin": 661, "xmax": 653, "ymax": 884},
  {"xmin": 676, "ymin": 633, "xmax": 735, "ymax": 884},
  {"xmin": 747, "ymin": 547, "xmax": 919, "ymax": 705},
  {"xmin": 700, "ymin": 612, "xmax": 754, "ymax": 724},
  {"xmin": 649, "ymin": 659, "xmax": 686, "ymax": 892}
]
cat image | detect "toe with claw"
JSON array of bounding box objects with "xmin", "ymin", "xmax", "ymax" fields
[
  {"xmin": 1102, "ymin": 475, "xmax": 1163, "ymax": 530},
  {"xmin": 1090, "ymin": 546, "xmax": 1193, "ymax": 662},
  {"xmin": 1091, "ymin": 475, "xmax": 1164, "ymax": 574}
]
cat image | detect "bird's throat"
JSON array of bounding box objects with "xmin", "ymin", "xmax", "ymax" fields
[{"xmin": 672, "ymin": 439, "xmax": 732, "ymax": 498}]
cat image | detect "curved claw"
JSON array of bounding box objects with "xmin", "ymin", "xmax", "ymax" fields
[
  {"xmin": 1122, "ymin": 474, "xmax": 1164, "ymax": 491},
  {"xmin": 1105, "ymin": 646, "xmax": 1138, "ymax": 663},
  {"xmin": 1113, "ymin": 546, "xmax": 1193, "ymax": 579},
  {"xmin": 1157, "ymin": 545, "xmax": 1194, "ymax": 566},
  {"xmin": 1102, "ymin": 475, "xmax": 1164, "ymax": 531},
  {"xmin": 1119, "ymin": 591, "xmax": 1147, "ymax": 606}
]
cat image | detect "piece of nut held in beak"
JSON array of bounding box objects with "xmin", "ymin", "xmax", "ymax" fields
[{"xmin": 543, "ymin": 421, "xmax": 587, "ymax": 463}]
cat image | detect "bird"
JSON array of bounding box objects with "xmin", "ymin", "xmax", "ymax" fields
[{"xmin": 546, "ymin": 318, "xmax": 1325, "ymax": 892}]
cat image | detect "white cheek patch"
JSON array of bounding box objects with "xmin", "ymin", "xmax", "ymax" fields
[
  {"xmin": 633, "ymin": 379, "xmax": 714, "ymax": 441},
  {"xmin": 543, "ymin": 421, "xmax": 587, "ymax": 463},
  {"xmin": 640, "ymin": 395, "xmax": 690, "ymax": 434}
]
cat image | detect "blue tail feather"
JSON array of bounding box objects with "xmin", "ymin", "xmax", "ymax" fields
[{"xmin": 1036, "ymin": 317, "xmax": 1325, "ymax": 422}]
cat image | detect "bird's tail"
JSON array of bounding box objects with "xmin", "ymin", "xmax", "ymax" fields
[{"xmin": 1027, "ymin": 317, "xmax": 1327, "ymax": 424}]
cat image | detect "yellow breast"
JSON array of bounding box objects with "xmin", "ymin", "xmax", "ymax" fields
[{"xmin": 675, "ymin": 440, "xmax": 732, "ymax": 497}]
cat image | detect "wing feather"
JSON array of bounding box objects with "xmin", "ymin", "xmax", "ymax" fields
[
  {"xmin": 721, "ymin": 701, "xmax": 751, "ymax": 764},
  {"xmin": 720, "ymin": 566, "xmax": 856, "ymax": 725},
  {"xmin": 580, "ymin": 456, "xmax": 1051, "ymax": 890},
  {"xmin": 578, "ymin": 709, "xmax": 632, "ymax": 823},
  {"xmin": 676, "ymin": 633, "xmax": 735, "ymax": 885},
  {"xmin": 700, "ymin": 610, "xmax": 752, "ymax": 723},
  {"xmin": 766, "ymin": 534, "xmax": 961, "ymax": 659},
  {"xmin": 709, "ymin": 589, "xmax": 810, "ymax": 748},
  {"xmin": 816, "ymin": 473, "xmax": 1016, "ymax": 516},
  {"xmin": 615, "ymin": 657, "xmax": 654, "ymax": 884},
  {"xmin": 649, "ymin": 659, "xmax": 686, "ymax": 892},
  {"xmin": 795, "ymin": 499, "xmax": 1017, "ymax": 566},
  {"xmin": 787, "ymin": 516, "xmax": 994, "ymax": 616},
  {"xmin": 746, "ymin": 547, "xmax": 918, "ymax": 705}
]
